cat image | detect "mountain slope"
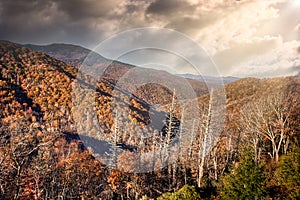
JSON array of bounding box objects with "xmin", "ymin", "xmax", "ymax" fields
[
  {"xmin": 3, "ymin": 40, "xmax": 299, "ymax": 147},
  {"xmin": 1, "ymin": 40, "xmax": 299, "ymax": 199},
  {"xmin": 0, "ymin": 41, "xmax": 76, "ymax": 123},
  {"xmin": 1, "ymin": 41, "xmax": 157, "ymax": 136},
  {"xmin": 0, "ymin": 41, "xmax": 206, "ymax": 148},
  {"xmin": 25, "ymin": 43, "xmax": 209, "ymax": 97},
  {"xmin": 25, "ymin": 43, "xmax": 101, "ymax": 67},
  {"xmin": 177, "ymin": 73, "xmax": 240, "ymax": 85}
]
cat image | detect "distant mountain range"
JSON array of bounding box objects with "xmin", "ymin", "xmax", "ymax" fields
[
  {"xmin": 24, "ymin": 42, "xmax": 210, "ymax": 96},
  {"xmin": 25, "ymin": 43, "xmax": 241, "ymax": 88},
  {"xmin": 177, "ymin": 74, "xmax": 240, "ymax": 85}
]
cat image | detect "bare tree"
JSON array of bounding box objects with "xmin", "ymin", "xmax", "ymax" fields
[
  {"xmin": 109, "ymin": 111, "xmax": 120, "ymax": 168},
  {"xmin": 164, "ymin": 89, "xmax": 177, "ymax": 185},
  {"xmin": 197, "ymin": 89, "xmax": 213, "ymax": 187},
  {"xmin": 240, "ymin": 92, "xmax": 291, "ymax": 163}
]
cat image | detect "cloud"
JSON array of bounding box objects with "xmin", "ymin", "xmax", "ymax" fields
[
  {"xmin": 55, "ymin": 0, "xmax": 127, "ymax": 20},
  {"xmin": 0, "ymin": 0, "xmax": 299, "ymax": 77},
  {"xmin": 0, "ymin": 0, "xmax": 289, "ymax": 49},
  {"xmin": 194, "ymin": 0, "xmax": 285, "ymax": 54},
  {"xmin": 0, "ymin": 1, "xmax": 67, "ymax": 43},
  {"xmin": 146, "ymin": 0, "xmax": 189, "ymax": 15},
  {"xmin": 230, "ymin": 40, "xmax": 300, "ymax": 77},
  {"xmin": 213, "ymin": 37, "xmax": 281, "ymax": 74},
  {"xmin": 0, "ymin": 0, "xmax": 127, "ymax": 47},
  {"xmin": 145, "ymin": 0, "xmax": 245, "ymax": 36},
  {"xmin": 255, "ymin": 1, "xmax": 300, "ymax": 42}
]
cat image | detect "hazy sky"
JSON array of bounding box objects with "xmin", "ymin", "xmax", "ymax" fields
[{"xmin": 0, "ymin": 0, "xmax": 299, "ymax": 77}]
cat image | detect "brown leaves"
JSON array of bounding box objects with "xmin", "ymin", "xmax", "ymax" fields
[
  {"xmin": 107, "ymin": 170, "xmax": 123, "ymax": 191},
  {"xmin": 117, "ymin": 150, "xmax": 137, "ymax": 173}
]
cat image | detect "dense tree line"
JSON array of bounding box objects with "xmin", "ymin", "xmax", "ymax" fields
[{"xmin": 0, "ymin": 41, "xmax": 299, "ymax": 199}]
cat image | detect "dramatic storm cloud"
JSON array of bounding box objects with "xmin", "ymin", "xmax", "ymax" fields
[{"xmin": 0, "ymin": 0, "xmax": 299, "ymax": 77}]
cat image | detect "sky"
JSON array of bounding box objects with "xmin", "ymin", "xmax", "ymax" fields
[{"xmin": 0, "ymin": 0, "xmax": 300, "ymax": 77}]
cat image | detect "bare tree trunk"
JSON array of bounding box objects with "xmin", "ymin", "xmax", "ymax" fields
[
  {"xmin": 110, "ymin": 111, "xmax": 119, "ymax": 168},
  {"xmin": 167, "ymin": 89, "xmax": 176, "ymax": 182},
  {"xmin": 198, "ymin": 89, "xmax": 213, "ymax": 188}
]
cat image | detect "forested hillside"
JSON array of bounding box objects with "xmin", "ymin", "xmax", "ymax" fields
[
  {"xmin": 24, "ymin": 43, "xmax": 95, "ymax": 67},
  {"xmin": 0, "ymin": 41, "xmax": 299, "ymax": 199}
]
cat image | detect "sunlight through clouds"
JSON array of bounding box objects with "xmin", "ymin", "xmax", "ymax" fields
[{"xmin": 0, "ymin": 0, "xmax": 299, "ymax": 77}]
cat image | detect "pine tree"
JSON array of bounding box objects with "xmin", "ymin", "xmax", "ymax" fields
[
  {"xmin": 157, "ymin": 185, "xmax": 200, "ymax": 200},
  {"xmin": 220, "ymin": 148, "xmax": 267, "ymax": 200},
  {"xmin": 276, "ymin": 147, "xmax": 300, "ymax": 199}
]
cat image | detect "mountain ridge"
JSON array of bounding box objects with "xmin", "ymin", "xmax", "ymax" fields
[
  {"xmin": 1, "ymin": 40, "xmax": 300, "ymax": 199},
  {"xmin": 177, "ymin": 73, "xmax": 240, "ymax": 85},
  {"xmin": 24, "ymin": 42, "xmax": 210, "ymax": 97}
]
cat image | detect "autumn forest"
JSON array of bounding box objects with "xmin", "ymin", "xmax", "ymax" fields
[{"xmin": 0, "ymin": 41, "xmax": 299, "ymax": 199}]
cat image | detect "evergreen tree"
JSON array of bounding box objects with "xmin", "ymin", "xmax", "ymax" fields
[
  {"xmin": 157, "ymin": 185, "xmax": 200, "ymax": 200},
  {"xmin": 276, "ymin": 147, "xmax": 300, "ymax": 199},
  {"xmin": 220, "ymin": 148, "xmax": 267, "ymax": 200}
]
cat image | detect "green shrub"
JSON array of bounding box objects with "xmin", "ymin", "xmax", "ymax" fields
[
  {"xmin": 220, "ymin": 148, "xmax": 267, "ymax": 200},
  {"xmin": 157, "ymin": 185, "xmax": 200, "ymax": 200}
]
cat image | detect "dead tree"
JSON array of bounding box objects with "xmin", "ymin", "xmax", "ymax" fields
[
  {"xmin": 240, "ymin": 93, "xmax": 291, "ymax": 163},
  {"xmin": 197, "ymin": 89, "xmax": 213, "ymax": 187}
]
